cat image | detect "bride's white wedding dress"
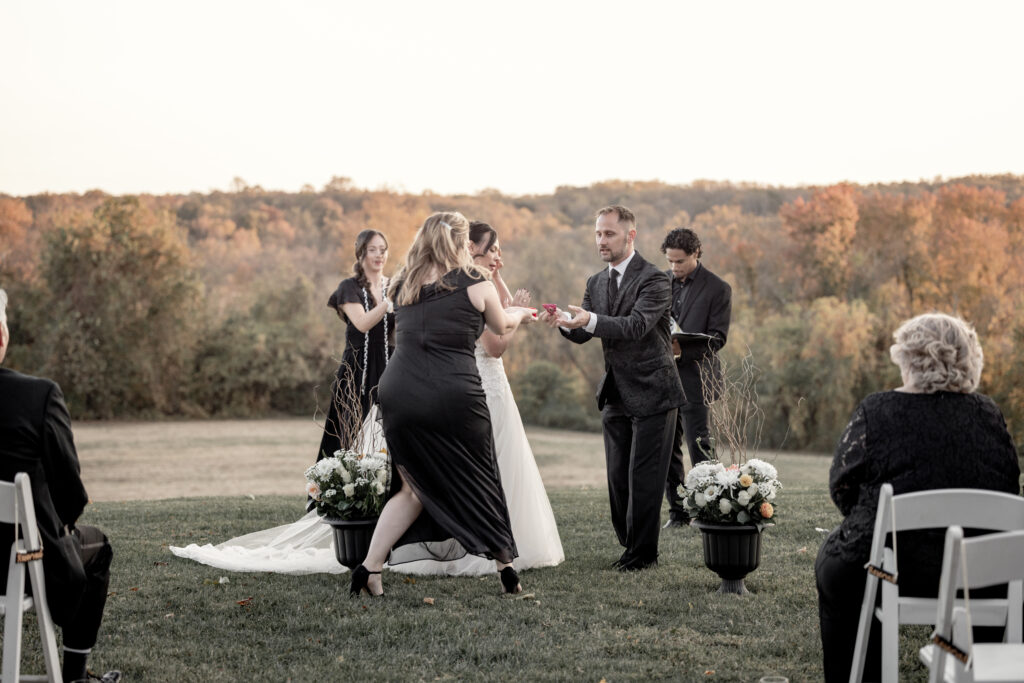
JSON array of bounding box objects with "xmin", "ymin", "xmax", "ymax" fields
[{"xmin": 169, "ymin": 341, "xmax": 564, "ymax": 575}]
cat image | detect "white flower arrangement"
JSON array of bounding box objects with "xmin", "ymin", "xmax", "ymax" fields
[
  {"xmin": 305, "ymin": 448, "xmax": 390, "ymax": 520},
  {"xmin": 679, "ymin": 458, "xmax": 781, "ymax": 525}
]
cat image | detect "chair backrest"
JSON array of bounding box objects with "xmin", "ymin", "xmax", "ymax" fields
[
  {"xmin": 0, "ymin": 474, "xmax": 43, "ymax": 553},
  {"xmin": 944, "ymin": 526, "xmax": 1024, "ymax": 595},
  {"xmin": 929, "ymin": 526, "xmax": 1024, "ymax": 682},
  {"xmin": 867, "ymin": 484, "xmax": 1024, "ymax": 569}
]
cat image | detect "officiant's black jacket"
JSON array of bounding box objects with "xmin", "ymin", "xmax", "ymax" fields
[
  {"xmin": 562, "ymin": 252, "xmax": 685, "ymax": 417},
  {"xmin": 0, "ymin": 368, "xmax": 89, "ymax": 614},
  {"xmin": 668, "ymin": 263, "xmax": 731, "ymax": 404}
]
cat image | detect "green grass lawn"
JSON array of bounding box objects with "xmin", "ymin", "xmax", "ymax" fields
[{"xmin": 18, "ymin": 453, "xmax": 936, "ymax": 681}]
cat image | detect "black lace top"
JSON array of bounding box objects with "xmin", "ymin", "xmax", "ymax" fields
[{"xmin": 822, "ymin": 391, "xmax": 1020, "ymax": 573}]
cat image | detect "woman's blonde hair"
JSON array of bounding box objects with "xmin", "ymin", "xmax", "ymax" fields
[
  {"xmin": 889, "ymin": 313, "xmax": 984, "ymax": 394},
  {"xmin": 392, "ymin": 211, "xmax": 487, "ymax": 306}
]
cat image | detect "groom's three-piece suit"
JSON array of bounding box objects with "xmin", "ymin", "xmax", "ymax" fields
[{"xmin": 561, "ymin": 251, "xmax": 685, "ymax": 567}]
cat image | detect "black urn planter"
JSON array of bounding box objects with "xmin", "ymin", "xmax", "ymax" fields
[
  {"xmin": 322, "ymin": 517, "xmax": 378, "ymax": 569},
  {"xmin": 692, "ymin": 520, "xmax": 764, "ymax": 595}
]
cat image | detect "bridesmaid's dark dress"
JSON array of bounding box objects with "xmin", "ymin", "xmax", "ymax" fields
[
  {"xmin": 316, "ymin": 277, "xmax": 394, "ymax": 463},
  {"xmin": 378, "ymin": 269, "xmax": 518, "ymax": 565}
]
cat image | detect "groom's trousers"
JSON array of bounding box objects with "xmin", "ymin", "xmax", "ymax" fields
[{"xmin": 601, "ymin": 402, "xmax": 678, "ymax": 562}]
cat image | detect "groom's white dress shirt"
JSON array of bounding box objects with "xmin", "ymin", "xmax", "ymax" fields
[{"xmin": 578, "ymin": 249, "xmax": 636, "ymax": 334}]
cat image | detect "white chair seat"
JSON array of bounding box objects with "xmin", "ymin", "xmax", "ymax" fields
[
  {"xmin": 885, "ymin": 598, "xmax": 1009, "ymax": 626},
  {"xmin": 970, "ymin": 644, "xmax": 1024, "ymax": 682},
  {"xmin": 920, "ymin": 642, "xmax": 1024, "ymax": 683}
]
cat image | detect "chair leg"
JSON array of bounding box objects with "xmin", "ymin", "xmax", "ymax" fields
[
  {"xmin": 28, "ymin": 562, "xmax": 62, "ymax": 683},
  {"xmin": 880, "ymin": 580, "xmax": 899, "ymax": 683},
  {"xmin": 1007, "ymin": 580, "xmax": 1023, "ymax": 643},
  {"xmin": 849, "ymin": 573, "xmax": 879, "ymax": 683},
  {"xmin": 3, "ymin": 561, "xmax": 27, "ymax": 683}
]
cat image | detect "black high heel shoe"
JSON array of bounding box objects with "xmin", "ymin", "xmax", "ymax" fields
[
  {"xmin": 499, "ymin": 566, "xmax": 522, "ymax": 595},
  {"xmin": 349, "ymin": 564, "xmax": 382, "ymax": 597}
]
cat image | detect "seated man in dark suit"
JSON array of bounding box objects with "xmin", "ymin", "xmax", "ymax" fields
[{"xmin": 0, "ymin": 289, "xmax": 119, "ymax": 683}]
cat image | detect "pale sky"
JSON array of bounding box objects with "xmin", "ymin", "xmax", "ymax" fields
[{"xmin": 2, "ymin": 0, "xmax": 1023, "ymax": 197}]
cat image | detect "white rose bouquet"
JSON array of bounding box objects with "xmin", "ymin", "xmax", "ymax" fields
[
  {"xmin": 679, "ymin": 458, "xmax": 781, "ymax": 525},
  {"xmin": 305, "ymin": 448, "xmax": 390, "ymax": 520}
]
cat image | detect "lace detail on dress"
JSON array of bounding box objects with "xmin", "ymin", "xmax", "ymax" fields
[
  {"xmin": 821, "ymin": 391, "xmax": 1020, "ymax": 566},
  {"xmin": 474, "ymin": 340, "xmax": 510, "ymax": 396}
]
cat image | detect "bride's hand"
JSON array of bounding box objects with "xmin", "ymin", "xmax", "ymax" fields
[
  {"xmin": 511, "ymin": 288, "xmax": 531, "ymax": 307},
  {"xmin": 506, "ymin": 306, "xmax": 536, "ymax": 325}
]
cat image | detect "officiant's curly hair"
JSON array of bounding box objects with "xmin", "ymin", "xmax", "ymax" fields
[
  {"xmin": 889, "ymin": 313, "xmax": 983, "ymax": 394},
  {"xmin": 661, "ymin": 228, "xmax": 702, "ymax": 258},
  {"xmin": 392, "ymin": 212, "xmax": 489, "ymax": 306}
]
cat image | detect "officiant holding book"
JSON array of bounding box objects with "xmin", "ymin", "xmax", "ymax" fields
[{"xmin": 661, "ymin": 228, "xmax": 732, "ymax": 528}]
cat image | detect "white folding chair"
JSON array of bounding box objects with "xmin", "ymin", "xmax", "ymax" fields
[
  {"xmin": 0, "ymin": 473, "xmax": 61, "ymax": 682},
  {"xmin": 849, "ymin": 484, "xmax": 1024, "ymax": 683},
  {"xmin": 919, "ymin": 526, "xmax": 1024, "ymax": 682}
]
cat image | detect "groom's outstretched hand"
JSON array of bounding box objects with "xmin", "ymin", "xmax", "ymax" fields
[
  {"xmin": 541, "ymin": 305, "xmax": 590, "ymax": 330},
  {"xmin": 560, "ymin": 305, "xmax": 591, "ymax": 329}
]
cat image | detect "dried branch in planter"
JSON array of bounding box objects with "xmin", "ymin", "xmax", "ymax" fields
[
  {"xmin": 313, "ymin": 360, "xmax": 384, "ymax": 455},
  {"xmin": 699, "ymin": 347, "xmax": 765, "ymax": 466}
]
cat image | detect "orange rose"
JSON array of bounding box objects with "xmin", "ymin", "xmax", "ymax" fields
[
  {"xmin": 759, "ymin": 502, "xmax": 774, "ymax": 519},
  {"xmin": 739, "ymin": 474, "xmax": 753, "ymax": 487}
]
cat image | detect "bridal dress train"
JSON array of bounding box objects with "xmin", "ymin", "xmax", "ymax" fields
[
  {"xmin": 169, "ymin": 343, "xmax": 563, "ymax": 575},
  {"xmin": 168, "ymin": 509, "xmax": 342, "ymax": 575},
  {"xmin": 167, "ymin": 408, "xmax": 385, "ymax": 575}
]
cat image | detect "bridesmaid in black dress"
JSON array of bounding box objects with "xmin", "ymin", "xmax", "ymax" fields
[
  {"xmin": 350, "ymin": 211, "xmax": 536, "ymax": 597},
  {"xmin": 316, "ymin": 229, "xmax": 394, "ymax": 463}
]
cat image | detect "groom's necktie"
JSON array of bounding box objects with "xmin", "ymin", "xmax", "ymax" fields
[{"xmin": 608, "ymin": 269, "xmax": 620, "ymax": 303}]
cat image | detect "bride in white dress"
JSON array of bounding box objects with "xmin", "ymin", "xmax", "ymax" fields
[{"xmin": 170, "ymin": 222, "xmax": 563, "ymax": 575}]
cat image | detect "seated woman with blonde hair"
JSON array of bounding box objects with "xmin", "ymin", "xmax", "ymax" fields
[{"xmin": 815, "ymin": 312, "xmax": 1021, "ymax": 682}]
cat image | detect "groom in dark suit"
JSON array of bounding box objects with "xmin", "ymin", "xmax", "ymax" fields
[
  {"xmin": 0, "ymin": 289, "xmax": 119, "ymax": 683},
  {"xmin": 659, "ymin": 228, "xmax": 732, "ymax": 527},
  {"xmin": 542, "ymin": 206, "xmax": 685, "ymax": 570}
]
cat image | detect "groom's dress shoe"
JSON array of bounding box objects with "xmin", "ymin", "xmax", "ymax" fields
[{"xmin": 617, "ymin": 556, "xmax": 658, "ymax": 572}]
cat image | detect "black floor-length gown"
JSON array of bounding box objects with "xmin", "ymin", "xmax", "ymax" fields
[
  {"xmin": 316, "ymin": 277, "xmax": 394, "ymax": 462},
  {"xmin": 378, "ymin": 269, "xmax": 518, "ymax": 565}
]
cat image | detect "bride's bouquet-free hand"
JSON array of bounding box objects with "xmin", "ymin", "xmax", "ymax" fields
[
  {"xmin": 305, "ymin": 448, "xmax": 389, "ymax": 521},
  {"xmin": 679, "ymin": 458, "xmax": 781, "ymax": 526}
]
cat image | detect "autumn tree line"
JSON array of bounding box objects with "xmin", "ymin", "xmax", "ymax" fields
[{"xmin": 1, "ymin": 175, "xmax": 1023, "ymax": 451}]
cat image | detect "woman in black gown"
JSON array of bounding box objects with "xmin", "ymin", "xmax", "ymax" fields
[
  {"xmin": 316, "ymin": 229, "xmax": 394, "ymax": 463},
  {"xmin": 350, "ymin": 211, "xmax": 536, "ymax": 597}
]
